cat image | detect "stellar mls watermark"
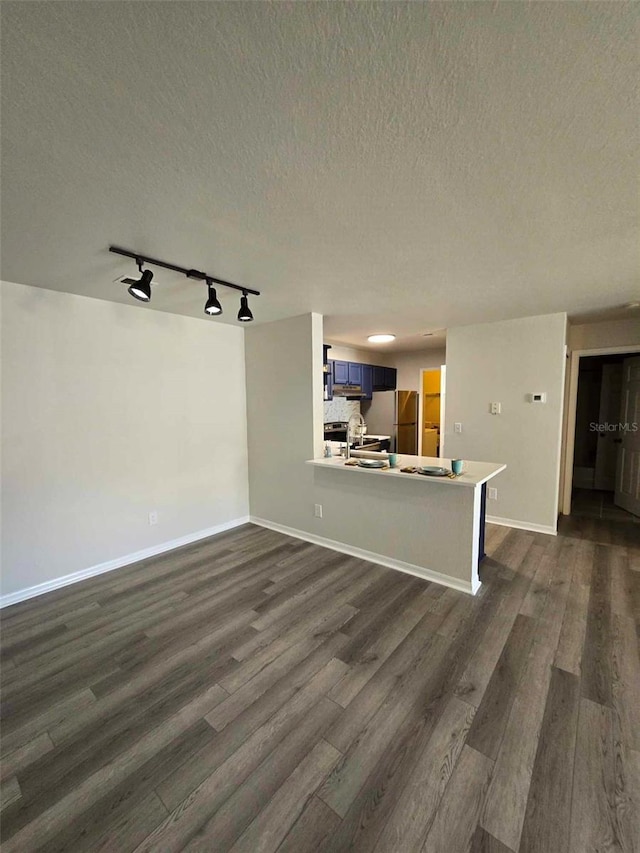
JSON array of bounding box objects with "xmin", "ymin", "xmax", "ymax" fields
[{"xmin": 589, "ymin": 422, "xmax": 638, "ymax": 433}]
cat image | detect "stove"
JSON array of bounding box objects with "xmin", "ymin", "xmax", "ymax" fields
[{"xmin": 324, "ymin": 421, "xmax": 349, "ymax": 442}]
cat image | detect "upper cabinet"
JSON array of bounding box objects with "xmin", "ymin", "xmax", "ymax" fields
[
  {"xmin": 347, "ymin": 362, "xmax": 362, "ymax": 386},
  {"xmin": 385, "ymin": 367, "xmax": 397, "ymax": 390},
  {"xmin": 333, "ymin": 360, "xmax": 363, "ymax": 387},
  {"xmin": 372, "ymin": 366, "xmax": 385, "ymax": 389},
  {"xmin": 333, "ymin": 360, "xmax": 349, "ymax": 385},
  {"xmin": 361, "ymin": 364, "xmax": 373, "ymax": 400},
  {"xmin": 372, "ymin": 366, "xmax": 397, "ymax": 391},
  {"xmin": 326, "ymin": 357, "xmax": 395, "ymax": 398}
]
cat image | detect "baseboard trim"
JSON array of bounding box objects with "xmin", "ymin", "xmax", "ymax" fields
[
  {"xmin": 250, "ymin": 516, "xmax": 479, "ymax": 595},
  {"xmin": 486, "ymin": 515, "xmax": 557, "ymax": 536},
  {"xmin": 0, "ymin": 516, "xmax": 251, "ymax": 609}
]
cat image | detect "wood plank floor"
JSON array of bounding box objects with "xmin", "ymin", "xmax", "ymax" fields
[{"xmin": 1, "ymin": 516, "xmax": 639, "ymax": 852}]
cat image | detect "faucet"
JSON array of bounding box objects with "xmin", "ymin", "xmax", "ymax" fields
[{"xmin": 346, "ymin": 413, "xmax": 366, "ymax": 459}]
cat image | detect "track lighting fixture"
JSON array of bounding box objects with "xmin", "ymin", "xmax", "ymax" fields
[
  {"xmin": 128, "ymin": 260, "xmax": 153, "ymax": 302},
  {"xmin": 110, "ymin": 246, "xmax": 260, "ymax": 322},
  {"xmin": 237, "ymin": 291, "xmax": 253, "ymax": 322},
  {"xmin": 204, "ymin": 279, "xmax": 222, "ymax": 316}
]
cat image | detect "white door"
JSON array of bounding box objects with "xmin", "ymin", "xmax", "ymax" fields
[
  {"xmin": 614, "ymin": 355, "xmax": 640, "ymax": 516},
  {"xmin": 594, "ymin": 363, "xmax": 623, "ymax": 490}
]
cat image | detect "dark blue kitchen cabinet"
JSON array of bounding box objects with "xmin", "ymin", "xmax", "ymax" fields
[
  {"xmin": 332, "ymin": 359, "xmax": 387, "ymax": 393},
  {"xmin": 348, "ymin": 362, "xmax": 362, "ymax": 386},
  {"xmin": 372, "ymin": 365, "xmax": 397, "ymax": 391},
  {"xmin": 333, "ymin": 360, "xmax": 363, "ymax": 387},
  {"xmin": 361, "ymin": 364, "xmax": 373, "ymax": 400},
  {"xmin": 384, "ymin": 367, "xmax": 397, "ymax": 390},
  {"xmin": 333, "ymin": 360, "xmax": 349, "ymax": 385},
  {"xmin": 372, "ymin": 366, "xmax": 386, "ymax": 389}
]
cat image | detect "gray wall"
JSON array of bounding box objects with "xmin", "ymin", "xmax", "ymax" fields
[
  {"xmin": 246, "ymin": 313, "xmax": 478, "ymax": 590},
  {"xmin": 245, "ymin": 313, "xmax": 324, "ymax": 530},
  {"xmin": 569, "ymin": 318, "xmax": 640, "ymax": 351},
  {"xmin": 393, "ymin": 348, "xmax": 446, "ymax": 392},
  {"xmin": 445, "ymin": 313, "xmax": 567, "ymax": 532},
  {"xmin": 1, "ymin": 281, "xmax": 250, "ymax": 597}
]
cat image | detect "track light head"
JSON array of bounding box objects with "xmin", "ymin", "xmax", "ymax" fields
[
  {"xmin": 110, "ymin": 247, "xmax": 261, "ymax": 314},
  {"xmin": 237, "ymin": 291, "xmax": 253, "ymax": 322},
  {"xmin": 128, "ymin": 260, "xmax": 153, "ymax": 302},
  {"xmin": 204, "ymin": 280, "xmax": 223, "ymax": 316}
]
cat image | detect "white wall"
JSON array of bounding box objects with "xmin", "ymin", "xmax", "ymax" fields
[
  {"xmin": 246, "ymin": 313, "xmax": 324, "ymax": 530},
  {"xmin": 247, "ymin": 314, "xmax": 478, "ymax": 591},
  {"xmin": 393, "ymin": 348, "xmax": 447, "ymax": 391},
  {"xmin": 363, "ymin": 349, "xmax": 447, "ymax": 440},
  {"xmin": 1, "ymin": 281, "xmax": 250, "ymax": 599},
  {"xmin": 325, "ymin": 343, "xmax": 394, "ymax": 366},
  {"xmin": 560, "ymin": 318, "xmax": 640, "ymax": 514},
  {"xmin": 445, "ymin": 313, "xmax": 567, "ymax": 533},
  {"xmin": 569, "ymin": 318, "xmax": 640, "ymax": 351},
  {"xmin": 325, "ymin": 343, "xmax": 447, "ymax": 389}
]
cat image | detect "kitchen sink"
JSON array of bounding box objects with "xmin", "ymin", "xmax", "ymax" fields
[{"xmin": 350, "ymin": 446, "xmax": 389, "ymax": 460}]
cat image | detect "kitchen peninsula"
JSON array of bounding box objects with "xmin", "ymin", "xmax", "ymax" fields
[{"xmin": 306, "ymin": 454, "xmax": 506, "ymax": 594}]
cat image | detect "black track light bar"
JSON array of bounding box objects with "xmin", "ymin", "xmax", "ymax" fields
[{"xmin": 109, "ymin": 246, "xmax": 260, "ymax": 296}]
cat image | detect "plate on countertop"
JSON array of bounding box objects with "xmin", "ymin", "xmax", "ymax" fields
[
  {"xmin": 357, "ymin": 459, "xmax": 388, "ymax": 469},
  {"xmin": 418, "ymin": 466, "xmax": 450, "ymax": 477}
]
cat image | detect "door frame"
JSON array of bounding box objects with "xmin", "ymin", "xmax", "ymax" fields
[
  {"xmin": 561, "ymin": 344, "xmax": 640, "ymax": 515},
  {"xmin": 418, "ymin": 365, "xmax": 446, "ymax": 458}
]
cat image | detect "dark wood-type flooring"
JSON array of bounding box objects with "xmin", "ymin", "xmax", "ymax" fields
[{"xmin": 1, "ymin": 516, "xmax": 639, "ymax": 852}]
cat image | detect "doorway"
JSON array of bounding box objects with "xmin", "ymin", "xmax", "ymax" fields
[
  {"xmin": 562, "ymin": 348, "xmax": 640, "ymax": 518},
  {"xmin": 419, "ymin": 366, "xmax": 445, "ymax": 457}
]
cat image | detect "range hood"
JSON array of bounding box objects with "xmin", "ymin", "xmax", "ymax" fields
[{"xmin": 332, "ymin": 384, "xmax": 365, "ymax": 398}]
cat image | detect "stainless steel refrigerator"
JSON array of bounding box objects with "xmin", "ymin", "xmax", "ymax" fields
[{"xmin": 394, "ymin": 390, "xmax": 418, "ymax": 454}]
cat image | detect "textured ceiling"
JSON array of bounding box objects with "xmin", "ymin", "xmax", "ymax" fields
[{"xmin": 1, "ymin": 2, "xmax": 638, "ymax": 349}]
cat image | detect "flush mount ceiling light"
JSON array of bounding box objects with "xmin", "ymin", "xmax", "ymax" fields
[
  {"xmin": 109, "ymin": 246, "xmax": 259, "ymax": 322},
  {"xmin": 204, "ymin": 279, "xmax": 222, "ymax": 316},
  {"xmin": 237, "ymin": 291, "xmax": 254, "ymax": 322},
  {"xmin": 367, "ymin": 334, "xmax": 396, "ymax": 343}
]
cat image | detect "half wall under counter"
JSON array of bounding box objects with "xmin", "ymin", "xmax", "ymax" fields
[{"xmin": 305, "ymin": 455, "xmax": 506, "ymax": 594}]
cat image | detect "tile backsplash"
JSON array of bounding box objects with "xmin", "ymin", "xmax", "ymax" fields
[{"xmin": 323, "ymin": 398, "xmax": 360, "ymax": 422}]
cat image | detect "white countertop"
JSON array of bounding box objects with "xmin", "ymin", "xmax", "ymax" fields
[{"xmin": 307, "ymin": 454, "xmax": 506, "ymax": 488}]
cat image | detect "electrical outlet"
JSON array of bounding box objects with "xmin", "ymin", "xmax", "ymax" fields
[
  {"xmin": 314, "ymin": 504, "xmax": 323, "ymax": 518},
  {"xmin": 488, "ymin": 487, "xmax": 498, "ymax": 500},
  {"xmin": 454, "ymin": 422, "xmax": 462, "ymax": 434},
  {"xmin": 149, "ymin": 511, "xmax": 158, "ymax": 526},
  {"xmin": 489, "ymin": 402, "xmax": 501, "ymax": 415}
]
